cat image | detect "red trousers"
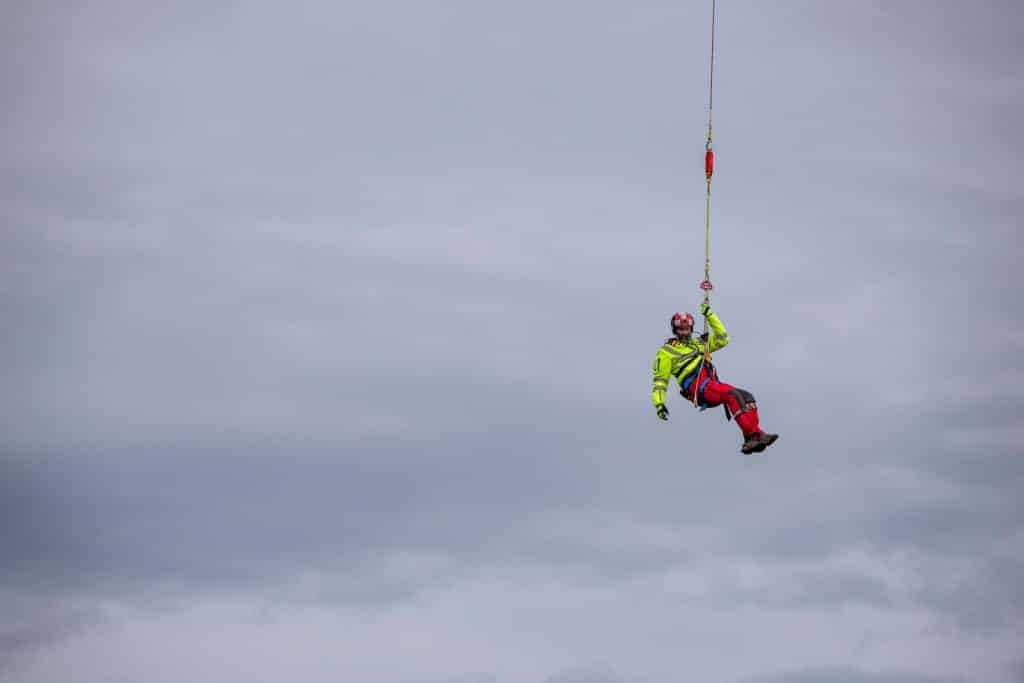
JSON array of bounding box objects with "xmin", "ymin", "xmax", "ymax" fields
[{"xmin": 683, "ymin": 366, "xmax": 763, "ymax": 437}]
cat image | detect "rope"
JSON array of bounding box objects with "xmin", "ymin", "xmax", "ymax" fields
[{"xmin": 693, "ymin": 0, "xmax": 717, "ymax": 408}]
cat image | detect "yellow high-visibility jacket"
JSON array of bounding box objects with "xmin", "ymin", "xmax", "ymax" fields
[{"xmin": 651, "ymin": 311, "xmax": 729, "ymax": 407}]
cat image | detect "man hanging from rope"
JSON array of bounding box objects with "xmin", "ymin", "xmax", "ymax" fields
[{"xmin": 651, "ymin": 303, "xmax": 778, "ymax": 454}]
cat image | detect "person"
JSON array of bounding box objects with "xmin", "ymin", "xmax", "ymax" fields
[{"xmin": 651, "ymin": 303, "xmax": 779, "ymax": 454}]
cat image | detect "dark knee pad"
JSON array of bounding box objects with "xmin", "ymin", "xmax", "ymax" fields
[{"xmin": 728, "ymin": 388, "xmax": 756, "ymax": 417}]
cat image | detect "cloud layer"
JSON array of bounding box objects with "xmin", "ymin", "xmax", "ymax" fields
[{"xmin": 3, "ymin": 1, "xmax": 1023, "ymax": 681}]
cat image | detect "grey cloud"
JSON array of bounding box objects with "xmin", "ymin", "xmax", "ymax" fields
[
  {"xmin": 435, "ymin": 675, "xmax": 497, "ymax": 683},
  {"xmin": 1011, "ymin": 657, "xmax": 1024, "ymax": 683},
  {"xmin": 912, "ymin": 553, "xmax": 1024, "ymax": 633},
  {"xmin": 0, "ymin": 445, "xmax": 600, "ymax": 597},
  {"xmin": 3, "ymin": 0, "xmax": 1024, "ymax": 681},
  {"xmin": 737, "ymin": 669, "xmax": 962, "ymax": 683},
  {"xmin": 545, "ymin": 666, "xmax": 630, "ymax": 683},
  {"xmin": 706, "ymin": 569, "xmax": 893, "ymax": 611},
  {"xmin": 0, "ymin": 605, "xmax": 106, "ymax": 675}
]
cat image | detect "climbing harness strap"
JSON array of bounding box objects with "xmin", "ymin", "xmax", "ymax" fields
[{"xmin": 681, "ymin": 374, "xmax": 714, "ymax": 411}]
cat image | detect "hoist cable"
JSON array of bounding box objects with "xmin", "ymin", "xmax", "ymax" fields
[{"xmin": 694, "ymin": 0, "xmax": 717, "ymax": 408}]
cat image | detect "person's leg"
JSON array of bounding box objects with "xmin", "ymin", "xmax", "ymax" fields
[{"xmin": 702, "ymin": 380, "xmax": 761, "ymax": 437}]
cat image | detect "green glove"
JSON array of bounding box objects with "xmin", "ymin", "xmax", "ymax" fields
[
  {"xmin": 656, "ymin": 404, "xmax": 669, "ymax": 421},
  {"xmin": 700, "ymin": 302, "xmax": 712, "ymax": 317}
]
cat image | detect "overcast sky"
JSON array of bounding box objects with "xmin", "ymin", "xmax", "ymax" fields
[{"xmin": 2, "ymin": 1, "xmax": 1023, "ymax": 682}]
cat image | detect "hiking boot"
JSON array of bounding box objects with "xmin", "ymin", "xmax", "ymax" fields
[{"xmin": 741, "ymin": 431, "xmax": 779, "ymax": 455}]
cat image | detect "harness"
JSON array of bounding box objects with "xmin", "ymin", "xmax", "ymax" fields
[
  {"xmin": 678, "ymin": 360, "xmax": 733, "ymax": 421},
  {"xmin": 684, "ymin": 375, "xmax": 712, "ymax": 410},
  {"xmin": 679, "ymin": 363, "xmax": 716, "ymax": 411}
]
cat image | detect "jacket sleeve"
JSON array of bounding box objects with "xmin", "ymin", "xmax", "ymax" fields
[
  {"xmin": 651, "ymin": 349, "xmax": 672, "ymax": 406},
  {"xmin": 707, "ymin": 311, "xmax": 730, "ymax": 352}
]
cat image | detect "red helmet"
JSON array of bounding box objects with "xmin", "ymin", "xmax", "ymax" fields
[{"xmin": 671, "ymin": 312, "xmax": 694, "ymax": 333}]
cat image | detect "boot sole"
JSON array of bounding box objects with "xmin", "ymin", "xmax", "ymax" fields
[{"xmin": 752, "ymin": 434, "xmax": 779, "ymax": 453}]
